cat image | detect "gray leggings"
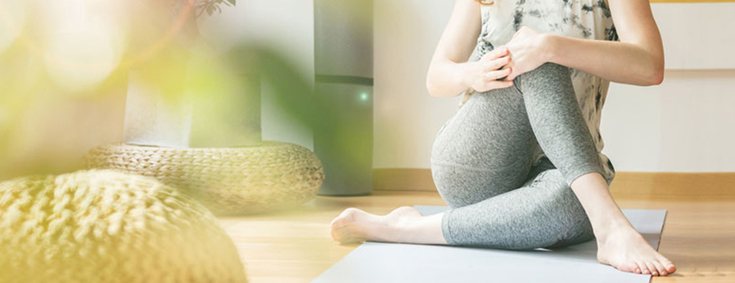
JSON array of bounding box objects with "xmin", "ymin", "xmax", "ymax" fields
[{"xmin": 431, "ymin": 63, "xmax": 613, "ymax": 250}]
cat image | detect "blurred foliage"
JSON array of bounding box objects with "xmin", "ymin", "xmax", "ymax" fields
[
  {"xmin": 196, "ymin": 0, "xmax": 237, "ymax": 17},
  {"xmin": 0, "ymin": 0, "xmax": 371, "ymax": 181}
]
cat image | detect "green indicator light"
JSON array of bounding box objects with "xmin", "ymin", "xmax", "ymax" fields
[{"xmin": 360, "ymin": 92, "xmax": 370, "ymax": 101}]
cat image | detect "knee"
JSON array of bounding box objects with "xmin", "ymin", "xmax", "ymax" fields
[
  {"xmin": 516, "ymin": 63, "xmax": 573, "ymax": 95},
  {"xmin": 430, "ymin": 164, "xmax": 488, "ymax": 208},
  {"xmin": 522, "ymin": 63, "xmax": 570, "ymax": 81},
  {"xmin": 430, "ymin": 164, "xmax": 467, "ymax": 208},
  {"xmin": 514, "ymin": 64, "xmax": 578, "ymax": 115}
]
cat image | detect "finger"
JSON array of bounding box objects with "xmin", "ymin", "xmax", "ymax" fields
[
  {"xmin": 494, "ymin": 46, "xmax": 510, "ymax": 57},
  {"xmin": 507, "ymin": 68, "xmax": 522, "ymax": 81},
  {"xmin": 483, "ymin": 68, "xmax": 512, "ymax": 81},
  {"xmin": 506, "ymin": 72, "xmax": 518, "ymax": 81},
  {"xmin": 483, "ymin": 56, "xmax": 511, "ymax": 72},
  {"xmin": 482, "ymin": 46, "xmax": 509, "ymax": 61}
]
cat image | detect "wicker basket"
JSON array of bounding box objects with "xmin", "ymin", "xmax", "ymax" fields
[
  {"xmin": 0, "ymin": 170, "xmax": 247, "ymax": 283},
  {"xmin": 85, "ymin": 141, "xmax": 325, "ymax": 215}
]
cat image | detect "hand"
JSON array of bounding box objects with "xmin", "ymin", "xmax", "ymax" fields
[
  {"xmin": 462, "ymin": 46, "xmax": 513, "ymax": 93},
  {"xmin": 506, "ymin": 26, "xmax": 551, "ymax": 80}
]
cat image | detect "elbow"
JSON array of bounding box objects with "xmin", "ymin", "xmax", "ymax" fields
[
  {"xmin": 651, "ymin": 74, "xmax": 664, "ymax": 86},
  {"xmin": 648, "ymin": 65, "xmax": 664, "ymax": 86},
  {"xmin": 643, "ymin": 56, "xmax": 665, "ymax": 86},
  {"xmin": 636, "ymin": 63, "xmax": 664, "ymax": 86},
  {"xmin": 426, "ymin": 81, "xmax": 439, "ymax": 97},
  {"xmin": 426, "ymin": 73, "xmax": 440, "ymax": 97},
  {"xmin": 425, "ymin": 77, "xmax": 433, "ymax": 97}
]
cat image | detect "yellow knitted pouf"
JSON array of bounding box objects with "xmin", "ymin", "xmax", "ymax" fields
[
  {"xmin": 0, "ymin": 170, "xmax": 247, "ymax": 283},
  {"xmin": 84, "ymin": 141, "xmax": 325, "ymax": 215}
]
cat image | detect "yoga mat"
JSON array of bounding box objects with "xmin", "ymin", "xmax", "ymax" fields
[{"xmin": 312, "ymin": 206, "xmax": 667, "ymax": 283}]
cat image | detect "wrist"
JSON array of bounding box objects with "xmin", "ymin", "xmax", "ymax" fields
[
  {"xmin": 456, "ymin": 62, "xmax": 474, "ymax": 91},
  {"xmin": 541, "ymin": 34, "xmax": 560, "ymax": 64}
]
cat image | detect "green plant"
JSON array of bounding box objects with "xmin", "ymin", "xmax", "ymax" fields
[{"xmin": 196, "ymin": 0, "xmax": 237, "ymax": 17}]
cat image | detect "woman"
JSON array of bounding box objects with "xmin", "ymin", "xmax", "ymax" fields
[{"xmin": 330, "ymin": 0, "xmax": 676, "ymax": 276}]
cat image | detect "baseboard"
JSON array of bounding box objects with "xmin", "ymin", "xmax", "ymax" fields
[
  {"xmin": 373, "ymin": 168, "xmax": 735, "ymax": 197},
  {"xmin": 373, "ymin": 168, "xmax": 437, "ymax": 192}
]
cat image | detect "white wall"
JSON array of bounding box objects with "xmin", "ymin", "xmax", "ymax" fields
[
  {"xmin": 374, "ymin": 0, "xmax": 460, "ymax": 169},
  {"xmin": 373, "ymin": 2, "xmax": 735, "ymax": 172},
  {"xmin": 603, "ymin": 70, "xmax": 735, "ymax": 172}
]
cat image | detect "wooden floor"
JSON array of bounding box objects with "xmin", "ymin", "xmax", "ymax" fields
[{"xmin": 219, "ymin": 191, "xmax": 735, "ymax": 283}]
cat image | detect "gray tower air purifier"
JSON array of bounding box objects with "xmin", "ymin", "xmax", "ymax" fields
[{"xmin": 314, "ymin": 0, "xmax": 373, "ymax": 196}]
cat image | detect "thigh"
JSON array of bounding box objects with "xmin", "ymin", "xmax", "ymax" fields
[{"xmin": 431, "ymin": 86, "xmax": 539, "ymax": 207}]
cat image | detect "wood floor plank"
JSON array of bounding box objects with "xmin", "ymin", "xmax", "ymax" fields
[{"xmin": 220, "ymin": 191, "xmax": 735, "ymax": 283}]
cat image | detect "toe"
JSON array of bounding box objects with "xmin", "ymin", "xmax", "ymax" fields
[
  {"xmin": 657, "ymin": 255, "xmax": 677, "ymax": 273},
  {"xmin": 635, "ymin": 261, "xmax": 649, "ymax": 275},
  {"xmin": 645, "ymin": 262, "xmax": 658, "ymax": 276},
  {"xmin": 615, "ymin": 260, "xmax": 640, "ymax": 273},
  {"xmin": 666, "ymin": 263, "xmax": 677, "ymax": 274},
  {"xmin": 653, "ymin": 260, "xmax": 667, "ymax": 276},
  {"xmin": 637, "ymin": 262, "xmax": 649, "ymax": 274}
]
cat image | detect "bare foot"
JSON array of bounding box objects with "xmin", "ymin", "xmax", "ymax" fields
[
  {"xmin": 597, "ymin": 226, "xmax": 676, "ymax": 276},
  {"xmin": 329, "ymin": 207, "xmax": 423, "ymax": 244}
]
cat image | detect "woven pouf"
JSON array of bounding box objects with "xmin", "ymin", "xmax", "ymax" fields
[
  {"xmin": 84, "ymin": 141, "xmax": 325, "ymax": 215},
  {"xmin": 0, "ymin": 170, "xmax": 247, "ymax": 283}
]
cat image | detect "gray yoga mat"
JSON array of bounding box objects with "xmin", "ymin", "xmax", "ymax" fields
[{"xmin": 312, "ymin": 206, "xmax": 667, "ymax": 283}]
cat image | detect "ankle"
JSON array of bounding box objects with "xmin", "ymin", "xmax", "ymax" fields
[
  {"xmin": 594, "ymin": 221, "xmax": 637, "ymax": 244},
  {"xmin": 383, "ymin": 215, "xmax": 409, "ymax": 236},
  {"xmin": 377, "ymin": 209, "xmax": 422, "ymax": 242}
]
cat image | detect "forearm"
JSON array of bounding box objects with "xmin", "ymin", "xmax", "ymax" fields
[
  {"xmin": 545, "ymin": 34, "xmax": 664, "ymax": 86},
  {"xmin": 426, "ymin": 60, "xmax": 471, "ymax": 98},
  {"xmin": 425, "ymin": 0, "xmax": 483, "ymax": 98}
]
